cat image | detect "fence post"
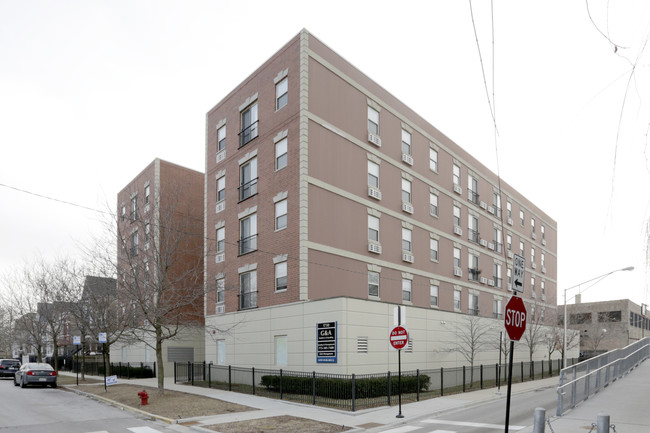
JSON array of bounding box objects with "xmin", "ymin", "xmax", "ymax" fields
[
  {"xmin": 520, "ymin": 362, "xmax": 524, "ymax": 382},
  {"xmin": 279, "ymin": 369, "xmax": 283, "ymax": 400},
  {"xmin": 416, "ymin": 369, "xmax": 420, "ymax": 401},
  {"xmin": 209, "ymin": 362, "xmax": 212, "ymax": 388},
  {"xmin": 153, "ymin": 362, "xmax": 156, "ymax": 378},
  {"xmin": 351, "ymin": 373, "xmax": 356, "ymax": 412},
  {"xmin": 440, "ymin": 367, "xmax": 444, "ymax": 396},
  {"xmin": 251, "ymin": 367, "xmax": 255, "ymax": 395},
  {"xmin": 203, "ymin": 361, "xmax": 206, "ymax": 382},
  {"xmin": 531, "ymin": 360, "xmax": 535, "ymax": 380},
  {"xmin": 190, "ymin": 362, "xmax": 194, "ymax": 386},
  {"xmin": 228, "ymin": 365, "xmax": 232, "ymax": 391},
  {"xmin": 312, "ymin": 371, "xmax": 316, "ymax": 405},
  {"xmin": 387, "ymin": 371, "xmax": 391, "ymax": 406},
  {"xmin": 174, "ymin": 362, "xmax": 177, "ymax": 383},
  {"xmin": 462, "ymin": 365, "xmax": 466, "ymax": 392},
  {"xmin": 480, "ymin": 364, "xmax": 483, "ymax": 389}
]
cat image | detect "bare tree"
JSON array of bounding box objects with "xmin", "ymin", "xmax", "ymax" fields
[
  {"xmin": 447, "ymin": 315, "xmax": 496, "ymax": 386},
  {"xmin": 522, "ymin": 300, "xmax": 547, "ymax": 364}
]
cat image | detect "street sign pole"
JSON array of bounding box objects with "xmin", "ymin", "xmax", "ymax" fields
[
  {"xmin": 503, "ymin": 292, "xmax": 527, "ymax": 433},
  {"xmin": 504, "ymin": 337, "xmax": 515, "ymax": 433},
  {"xmin": 396, "ymin": 307, "xmax": 403, "ymax": 419}
]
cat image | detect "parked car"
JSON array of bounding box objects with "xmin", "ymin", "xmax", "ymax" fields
[
  {"xmin": 14, "ymin": 363, "xmax": 57, "ymax": 388},
  {"xmin": 0, "ymin": 359, "xmax": 20, "ymax": 378}
]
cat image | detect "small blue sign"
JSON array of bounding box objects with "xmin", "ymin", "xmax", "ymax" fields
[{"xmin": 317, "ymin": 322, "xmax": 337, "ymax": 363}]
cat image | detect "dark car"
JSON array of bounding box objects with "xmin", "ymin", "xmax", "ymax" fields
[
  {"xmin": 14, "ymin": 363, "xmax": 57, "ymax": 388},
  {"xmin": 0, "ymin": 359, "xmax": 20, "ymax": 378}
]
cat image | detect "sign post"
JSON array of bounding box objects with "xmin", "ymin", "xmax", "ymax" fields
[
  {"xmin": 73, "ymin": 336, "xmax": 81, "ymax": 386},
  {"xmin": 390, "ymin": 307, "xmax": 408, "ymax": 418},
  {"xmin": 98, "ymin": 332, "xmax": 107, "ymax": 392},
  {"xmin": 503, "ymin": 295, "xmax": 527, "ymax": 433}
]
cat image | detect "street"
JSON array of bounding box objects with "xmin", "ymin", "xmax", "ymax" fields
[
  {"xmin": 375, "ymin": 384, "xmax": 557, "ymax": 432},
  {"xmin": 0, "ymin": 378, "xmax": 183, "ymax": 433}
]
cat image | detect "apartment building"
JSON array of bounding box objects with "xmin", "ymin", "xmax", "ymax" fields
[
  {"xmin": 113, "ymin": 158, "xmax": 205, "ymax": 376},
  {"xmin": 204, "ymin": 30, "xmax": 558, "ymax": 373}
]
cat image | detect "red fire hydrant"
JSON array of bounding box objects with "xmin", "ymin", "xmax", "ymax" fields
[{"xmin": 137, "ymin": 390, "xmax": 149, "ymax": 406}]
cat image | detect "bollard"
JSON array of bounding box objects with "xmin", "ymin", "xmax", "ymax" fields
[
  {"xmin": 596, "ymin": 413, "xmax": 610, "ymax": 433},
  {"xmin": 533, "ymin": 407, "xmax": 545, "ymax": 433}
]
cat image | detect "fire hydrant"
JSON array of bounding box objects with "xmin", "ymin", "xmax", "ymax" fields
[{"xmin": 137, "ymin": 390, "xmax": 149, "ymax": 406}]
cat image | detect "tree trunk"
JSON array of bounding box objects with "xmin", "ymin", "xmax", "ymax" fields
[{"xmin": 155, "ymin": 326, "xmax": 165, "ymax": 394}]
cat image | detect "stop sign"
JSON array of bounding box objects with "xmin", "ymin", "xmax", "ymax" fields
[
  {"xmin": 390, "ymin": 325, "xmax": 409, "ymax": 350},
  {"xmin": 504, "ymin": 295, "xmax": 527, "ymax": 341}
]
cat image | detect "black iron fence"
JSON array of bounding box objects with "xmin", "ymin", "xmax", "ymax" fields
[
  {"xmin": 175, "ymin": 358, "xmax": 577, "ymax": 411},
  {"xmin": 60, "ymin": 361, "xmax": 156, "ymax": 379}
]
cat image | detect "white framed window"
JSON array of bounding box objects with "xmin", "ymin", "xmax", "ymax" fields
[
  {"xmin": 430, "ymin": 284, "xmax": 439, "ymax": 306},
  {"xmin": 216, "ymin": 278, "xmax": 225, "ymax": 304},
  {"xmin": 368, "ymin": 271, "xmax": 379, "ymax": 297},
  {"xmin": 402, "ymin": 228, "xmax": 412, "ymax": 252},
  {"xmin": 240, "ymin": 270, "xmax": 257, "ymax": 309},
  {"xmin": 520, "ymin": 209, "xmax": 525, "ymax": 226},
  {"xmin": 401, "ymin": 129, "xmax": 411, "ymax": 155},
  {"xmin": 494, "ymin": 262, "xmax": 502, "ymax": 288},
  {"xmin": 507, "ymin": 201, "xmax": 512, "ymax": 219},
  {"xmin": 506, "ymin": 234, "xmax": 512, "ymax": 250},
  {"xmin": 469, "ymin": 294, "xmax": 479, "ymax": 315},
  {"xmin": 541, "ymin": 252, "xmax": 545, "ymax": 268},
  {"xmin": 454, "ymin": 289, "xmax": 461, "ymax": 310},
  {"xmin": 468, "ymin": 214, "xmax": 479, "ymax": 243},
  {"xmin": 216, "ymin": 340, "xmax": 226, "ymax": 365},
  {"xmin": 493, "ymin": 298, "xmax": 503, "ymax": 319},
  {"xmin": 275, "ymin": 261, "xmax": 287, "ymax": 291},
  {"xmin": 430, "ymin": 238, "xmax": 439, "ymax": 262},
  {"xmin": 402, "ymin": 279, "xmax": 412, "ymax": 302},
  {"xmin": 239, "ymin": 214, "xmax": 258, "ymax": 255},
  {"xmin": 453, "ymin": 163, "xmax": 461, "ymax": 186},
  {"xmin": 430, "ymin": 193, "xmax": 438, "ymax": 216},
  {"xmin": 240, "ymin": 101, "xmax": 258, "ymax": 146},
  {"xmin": 217, "ymin": 125, "xmax": 226, "ymax": 153},
  {"xmin": 469, "ymin": 253, "xmax": 479, "ymax": 281},
  {"xmin": 429, "ymin": 148, "xmax": 438, "ymax": 172},
  {"xmin": 368, "ymin": 160, "xmax": 379, "ymax": 188},
  {"xmin": 145, "ymin": 223, "xmax": 150, "ymax": 243},
  {"xmin": 144, "ymin": 185, "xmax": 150, "ymax": 205},
  {"xmin": 541, "ymin": 225, "xmax": 546, "ymax": 241},
  {"xmin": 494, "ymin": 227, "xmax": 502, "ymax": 252},
  {"xmin": 454, "ymin": 247, "xmax": 461, "ymax": 268},
  {"xmin": 368, "ymin": 106, "xmax": 379, "ymax": 134},
  {"xmin": 217, "ymin": 176, "xmax": 226, "ymax": 203},
  {"xmin": 276, "ymin": 77, "xmax": 288, "ymax": 110},
  {"xmin": 216, "ymin": 227, "xmax": 225, "ymax": 253},
  {"xmin": 275, "ymin": 199, "xmax": 287, "ymax": 231},
  {"xmin": 531, "ymin": 276, "xmax": 536, "ymax": 293},
  {"xmin": 401, "ymin": 178, "xmax": 411, "ymax": 204},
  {"xmin": 507, "ymin": 268, "xmax": 512, "ymax": 287},
  {"xmin": 453, "ymin": 205, "xmax": 461, "ymax": 227},
  {"xmin": 531, "ymin": 247, "xmax": 535, "ymax": 264},
  {"xmin": 275, "ymin": 137, "xmax": 287, "ymax": 170},
  {"xmin": 531, "ymin": 217, "xmax": 536, "ymax": 234},
  {"xmin": 239, "ymin": 157, "xmax": 258, "ymax": 201},
  {"xmin": 493, "ymin": 191, "xmax": 501, "ymax": 217},
  {"xmin": 131, "ymin": 232, "xmax": 139, "ymax": 257},
  {"xmin": 468, "ymin": 174, "xmax": 479, "ymax": 204},
  {"xmin": 131, "ymin": 196, "xmax": 138, "ymax": 221},
  {"xmin": 121, "ymin": 204, "xmax": 126, "ymax": 222},
  {"xmin": 274, "ymin": 335, "xmax": 287, "ymax": 366},
  {"xmin": 519, "ymin": 240, "xmax": 524, "ymax": 256},
  {"xmin": 368, "ymin": 215, "xmax": 380, "ymax": 242}
]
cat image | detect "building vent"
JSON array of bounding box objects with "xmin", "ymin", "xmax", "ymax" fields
[{"xmin": 357, "ymin": 336, "xmax": 368, "ymax": 353}]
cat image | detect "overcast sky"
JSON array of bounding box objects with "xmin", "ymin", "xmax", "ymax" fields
[{"xmin": 1, "ymin": 1, "xmax": 649, "ymax": 306}]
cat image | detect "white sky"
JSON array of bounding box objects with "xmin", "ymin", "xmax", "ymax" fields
[{"xmin": 1, "ymin": 1, "xmax": 649, "ymax": 306}]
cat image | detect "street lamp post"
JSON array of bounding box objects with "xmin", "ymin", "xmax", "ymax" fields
[{"xmin": 563, "ymin": 266, "xmax": 634, "ymax": 369}]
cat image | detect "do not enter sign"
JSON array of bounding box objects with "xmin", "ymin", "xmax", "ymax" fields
[
  {"xmin": 504, "ymin": 296, "xmax": 527, "ymax": 341},
  {"xmin": 390, "ymin": 325, "xmax": 408, "ymax": 350}
]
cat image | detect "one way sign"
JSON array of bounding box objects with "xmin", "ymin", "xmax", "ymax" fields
[{"xmin": 511, "ymin": 254, "xmax": 525, "ymax": 293}]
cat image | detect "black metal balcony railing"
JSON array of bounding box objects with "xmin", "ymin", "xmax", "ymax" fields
[
  {"xmin": 468, "ymin": 189, "xmax": 479, "ymax": 205},
  {"xmin": 468, "ymin": 268, "xmax": 480, "ymax": 281},
  {"xmin": 493, "ymin": 312, "xmax": 503, "ymax": 319},
  {"xmin": 238, "ymin": 178, "xmax": 258, "ymax": 202},
  {"xmin": 469, "ymin": 308, "xmax": 480, "ymax": 316},
  {"xmin": 493, "ymin": 277, "xmax": 503, "ymax": 288},
  {"xmin": 494, "ymin": 242, "xmax": 503, "ymax": 253},
  {"xmin": 130, "ymin": 210, "xmax": 138, "ymax": 222},
  {"xmin": 238, "ymin": 121, "xmax": 259, "ymax": 147},
  {"xmin": 238, "ymin": 234, "xmax": 258, "ymax": 256},
  {"xmin": 240, "ymin": 291, "xmax": 257, "ymax": 310},
  {"xmin": 469, "ymin": 229, "xmax": 480, "ymax": 243}
]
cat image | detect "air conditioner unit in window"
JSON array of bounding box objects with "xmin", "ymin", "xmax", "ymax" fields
[
  {"xmin": 144, "ymin": 204, "xmax": 150, "ymax": 214},
  {"xmin": 368, "ymin": 132, "xmax": 382, "ymax": 147},
  {"xmin": 542, "ymin": 294, "xmax": 546, "ymax": 301},
  {"xmin": 508, "ymin": 251, "xmax": 514, "ymax": 259},
  {"xmin": 453, "ymin": 226, "xmax": 462, "ymax": 236},
  {"xmin": 488, "ymin": 205, "xmax": 495, "ymax": 214},
  {"xmin": 368, "ymin": 187, "xmax": 382, "ymax": 200},
  {"xmin": 216, "ymin": 201, "xmax": 225, "ymax": 214},
  {"xmin": 507, "ymin": 218, "xmax": 513, "ymax": 226},
  {"xmin": 532, "ymin": 263, "xmax": 537, "ymax": 269},
  {"xmin": 216, "ymin": 150, "xmax": 226, "ymax": 164},
  {"xmin": 480, "ymin": 201, "xmax": 487, "ymax": 210},
  {"xmin": 401, "ymin": 153, "xmax": 413, "ymax": 165},
  {"xmin": 402, "ymin": 253, "xmax": 414, "ymax": 263},
  {"xmin": 453, "ymin": 184, "xmax": 462, "ymax": 195},
  {"xmin": 453, "ymin": 267, "xmax": 463, "ymax": 277},
  {"xmin": 215, "ymin": 253, "xmax": 225, "ymax": 263},
  {"xmin": 216, "ymin": 305, "xmax": 225, "ymax": 314},
  {"xmin": 532, "ymin": 232, "xmax": 537, "ymax": 240},
  {"xmin": 480, "ymin": 239, "xmax": 488, "ymax": 247},
  {"xmin": 402, "ymin": 202, "xmax": 414, "ymax": 214},
  {"xmin": 542, "ymin": 266, "xmax": 546, "ymax": 274},
  {"xmin": 480, "ymin": 277, "xmax": 488, "ymax": 284},
  {"xmin": 368, "ymin": 243, "xmax": 382, "ymax": 254},
  {"xmin": 542, "ymin": 239, "xmax": 547, "ymax": 246},
  {"xmin": 488, "ymin": 242, "xmax": 495, "ymax": 250},
  {"xmin": 488, "ymin": 279, "xmax": 494, "ymax": 286}
]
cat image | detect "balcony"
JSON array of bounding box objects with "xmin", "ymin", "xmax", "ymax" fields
[
  {"xmin": 238, "ymin": 121, "xmax": 259, "ymax": 147},
  {"xmin": 468, "ymin": 189, "xmax": 479, "ymax": 205},
  {"xmin": 468, "ymin": 268, "xmax": 480, "ymax": 281},
  {"xmin": 238, "ymin": 234, "xmax": 258, "ymax": 256},
  {"xmin": 468, "ymin": 229, "xmax": 480, "ymax": 243},
  {"xmin": 239, "ymin": 291, "xmax": 257, "ymax": 310},
  {"xmin": 469, "ymin": 308, "xmax": 480, "ymax": 316},
  {"xmin": 238, "ymin": 178, "xmax": 258, "ymax": 202}
]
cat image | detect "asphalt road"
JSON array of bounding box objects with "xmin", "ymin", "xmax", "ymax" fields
[
  {"xmin": 376, "ymin": 384, "xmax": 557, "ymax": 433},
  {"xmin": 0, "ymin": 377, "xmax": 183, "ymax": 433}
]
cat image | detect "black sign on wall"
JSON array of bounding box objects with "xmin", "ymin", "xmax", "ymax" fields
[{"xmin": 317, "ymin": 321, "xmax": 337, "ymax": 363}]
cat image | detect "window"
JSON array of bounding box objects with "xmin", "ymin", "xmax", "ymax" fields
[
  {"xmin": 493, "ymin": 298, "xmax": 503, "ymax": 319},
  {"xmin": 216, "ymin": 340, "xmax": 226, "ymax": 365},
  {"xmin": 454, "ymin": 289, "xmax": 461, "ymax": 310},
  {"xmin": 401, "ymin": 129, "xmax": 411, "ymax": 155},
  {"xmin": 239, "ymin": 157, "xmax": 258, "ymax": 201},
  {"xmin": 453, "ymin": 205, "xmax": 461, "ymax": 227},
  {"xmin": 493, "ymin": 192, "xmax": 501, "ymax": 217},
  {"xmin": 430, "ymin": 193, "xmax": 438, "ymax": 216},
  {"xmin": 275, "ymin": 137, "xmax": 288, "ymax": 170},
  {"xmin": 506, "ymin": 234, "xmax": 512, "ymax": 251},
  {"xmin": 541, "ymin": 225, "xmax": 546, "ymax": 241},
  {"xmin": 453, "ymin": 164, "xmax": 460, "ymax": 187},
  {"xmin": 507, "ymin": 201, "xmax": 512, "ymax": 219},
  {"xmin": 493, "ymin": 262, "xmax": 502, "ymax": 288},
  {"xmin": 468, "ymin": 174, "xmax": 479, "ymax": 204},
  {"xmin": 131, "ymin": 196, "xmax": 138, "ymax": 221},
  {"xmin": 368, "ymin": 160, "xmax": 379, "ymax": 188},
  {"xmin": 402, "ymin": 228, "xmax": 412, "ymax": 252},
  {"xmin": 519, "ymin": 209, "xmax": 525, "ymax": 226},
  {"xmin": 531, "ymin": 247, "xmax": 535, "ymax": 265},
  {"xmin": 429, "ymin": 148, "xmax": 438, "ymax": 172},
  {"xmin": 217, "ymin": 125, "xmax": 226, "ymax": 153},
  {"xmin": 145, "ymin": 223, "xmax": 150, "ymax": 243},
  {"xmin": 541, "ymin": 252, "xmax": 545, "ymax": 268},
  {"xmin": 368, "ymin": 215, "xmax": 379, "ymax": 242},
  {"xmin": 275, "ymin": 199, "xmax": 287, "ymax": 230},
  {"xmin": 239, "ymin": 214, "xmax": 257, "ymax": 255},
  {"xmin": 240, "ymin": 102, "xmax": 258, "ymax": 146},
  {"xmin": 454, "ymin": 247, "xmax": 461, "ymax": 268},
  {"xmin": 144, "ymin": 261, "xmax": 150, "ymax": 283},
  {"xmin": 240, "ymin": 270, "xmax": 257, "ymax": 309},
  {"xmin": 507, "ymin": 268, "xmax": 512, "ymax": 287},
  {"xmin": 401, "ymin": 178, "xmax": 411, "ymax": 204},
  {"xmin": 531, "ymin": 277, "xmax": 536, "ymax": 293},
  {"xmin": 468, "ymin": 253, "xmax": 479, "ymax": 281},
  {"xmin": 217, "ymin": 176, "xmax": 226, "ymax": 203},
  {"xmin": 368, "ymin": 106, "xmax": 379, "ymax": 134},
  {"xmin": 216, "ymin": 278, "xmax": 225, "ymax": 304},
  {"xmin": 430, "ymin": 238, "xmax": 439, "ymax": 261},
  {"xmin": 275, "ymin": 261, "xmax": 287, "ymax": 291},
  {"xmin": 430, "ymin": 284, "xmax": 439, "ymax": 306},
  {"xmin": 402, "ymin": 279, "xmax": 411, "ymax": 302},
  {"xmin": 216, "ymin": 227, "xmax": 225, "ymax": 254},
  {"xmin": 130, "ymin": 232, "xmax": 139, "ymax": 257},
  {"xmin": 368, "ymin": 271, "xmax": 379, "ymax": 297},
  {"xmin": 121, "ymin": 205, "xmax": 126, "ymax": 222},
  {"xmin": 468, "ymin": 214, "xmax": 479, "ymax": 243},
  {"xmin": 144, "ymin": 185, "xmax": 150, "ymax": 205},
  {"xmin": 275, "ymin": 77, "xmax": 288, "ymax": 110},
  {"xmin": 531, "ymin": 217, "xmax": 536, "ymax": 234},
  {"xmin": 541, "ymin": 280, "xmax": 545, "ymax": 296},
  {"xmin": 494, "ymin": 227, "xmax": 502, "ymax": 253},
  {"xmin": 275, "ymin": 335, "xmax": 287, "ymax": 366},
  {"xmin": 469, "ymin": 294, "xmax": 479, "ymax": 315}
]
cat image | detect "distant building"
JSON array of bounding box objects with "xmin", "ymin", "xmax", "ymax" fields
[
  {"xmin": 559, "ymin": 295, "xmax": 649, "ymax": 359},
  {"xmin": 112, "ymin": 158, "xmax": 204, "ymax": 376}
]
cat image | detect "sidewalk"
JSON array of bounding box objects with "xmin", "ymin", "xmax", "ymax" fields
[{"xmin": 61, "ymin": 371, "xmax": 560, "ymax": 431}]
